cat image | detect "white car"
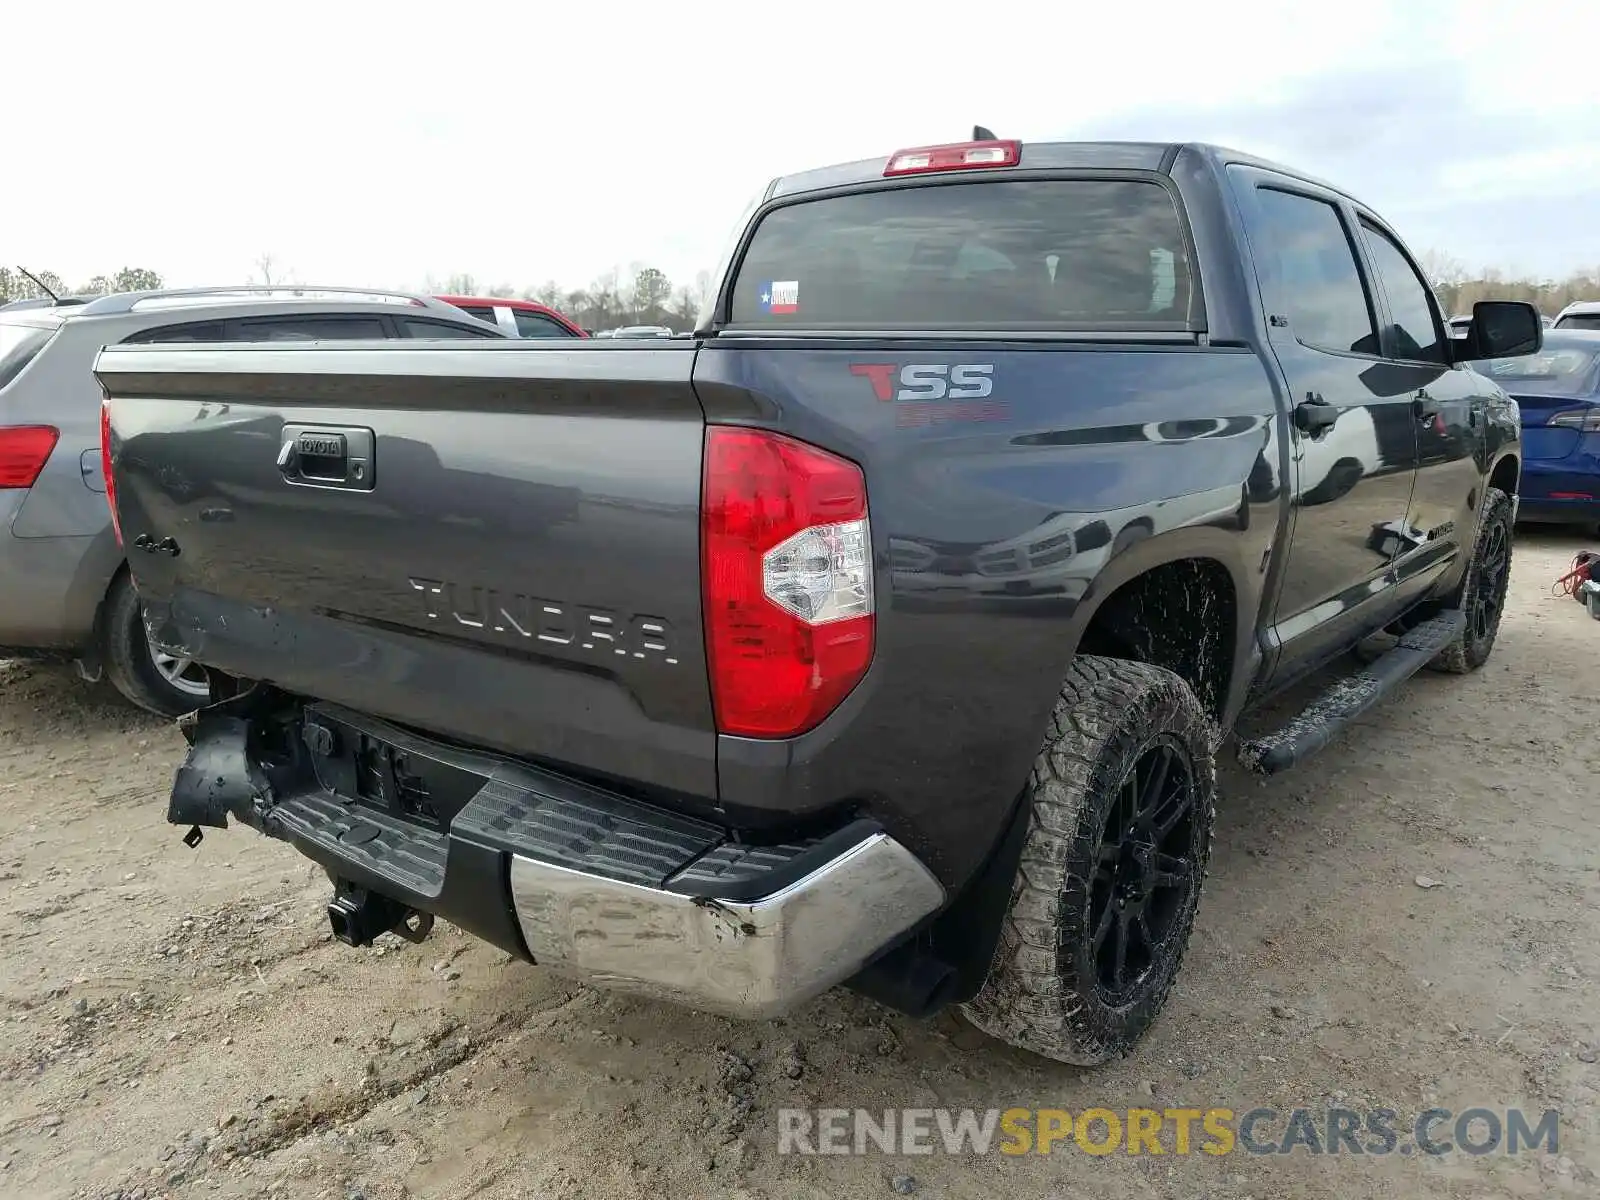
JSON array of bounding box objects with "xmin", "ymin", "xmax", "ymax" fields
[{"xmin": 1553, "ymin": 300, "xmax": 1600, "ymax": 331}]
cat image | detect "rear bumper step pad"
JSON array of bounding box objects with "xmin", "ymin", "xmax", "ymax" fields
[{"xmin": 168, "ymin": 696, "xmax": 944, "ymax": 1018}]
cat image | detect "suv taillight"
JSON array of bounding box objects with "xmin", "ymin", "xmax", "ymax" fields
[
  {"xmin": 0, "ymin": 425, "xmax": 59, "ymax": 489},
  {"xmin": 99, "ymin": 397, "xmax": 122, "ymax": 545},
  {"xmin": 702, "ymin": 426, "xmax": 874, "ymax": 738}
]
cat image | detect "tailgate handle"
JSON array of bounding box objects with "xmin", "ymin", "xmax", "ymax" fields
[{"xmin": 278, "ymin": 424, "xmax": 376, "ymax": 491}]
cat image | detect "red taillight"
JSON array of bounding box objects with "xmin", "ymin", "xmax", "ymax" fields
[
  {"xmin": 884, "ymin": 139, "xmax": 1021, "ymax": 177},
  {"xmin": 0, "ymin": 425, "xmax": 59, "ymax": 490},
  {"xmin": 702, "ymin": 426, "xmax": 874, "ymax": 739},
  {"xmin": 100, "ymin": 397, "xmax": 123, "ymax": 545}
]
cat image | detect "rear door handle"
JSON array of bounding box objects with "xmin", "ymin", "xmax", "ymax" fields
[
  {"xmin": 1413, "ymin": 390, "xmax": 1441, "ymax": 422},
  {"xmin": 1293, "ymin": 393, "xmax": 1340, "ymax": 435}
]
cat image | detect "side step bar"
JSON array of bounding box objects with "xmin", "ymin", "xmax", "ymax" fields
[{"xmin": 1238, "ymin": 610, "xmax": 1464, "ymax": 776}]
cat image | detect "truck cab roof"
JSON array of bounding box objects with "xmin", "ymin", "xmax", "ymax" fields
[{"xmin": 767, "ymin": 140, "xmax": 1362, "ymax": 208}]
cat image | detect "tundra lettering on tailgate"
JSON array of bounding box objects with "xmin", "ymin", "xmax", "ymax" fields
[{"xmin": 408, "ymin": 577, "xmax": 678, "ymax": 664}]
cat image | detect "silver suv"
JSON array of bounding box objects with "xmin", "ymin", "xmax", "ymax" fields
[{"xmin": 0, "ymin": 286, "xmax": 512, "ymax": 715}]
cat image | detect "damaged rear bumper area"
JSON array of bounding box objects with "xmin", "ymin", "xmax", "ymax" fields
[{"xmin": 169, "ymin": 690, "xmax": 946, "ymax": 1019}]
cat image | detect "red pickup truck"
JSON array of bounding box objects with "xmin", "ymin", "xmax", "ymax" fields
[{"xmin": 436, "ymin": 295, "xmax": 586, "ymax": 339}]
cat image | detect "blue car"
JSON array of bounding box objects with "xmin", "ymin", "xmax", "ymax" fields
[{"xmin": 1474, "ymin": 330, "xmax": 1600, "ymax": 531}]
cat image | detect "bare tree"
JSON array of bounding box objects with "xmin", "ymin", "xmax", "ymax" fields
[
  {"xmin": 9, "ymin": 268, "xmax": 69, "ymax": 300},
  {"xmin": 588, "ymin": 269, "xmax": 621, "ymax": 326},
  {"xmin": 112, "ymin": 267, "xmax": 163, "ymax": 293},
  {"xmin": 564, "ymin": 289, "xmax": 593, "ymax": 327},
  {"xmin": 251, "ymin": 253, "xmax": 283, "ymax": 287},
  {"xmin": 1417, "ymin": 249, "xmax": 1467, "ymax": 290},
  {"xmin": 670, "ymin": 286, "xmax": 699, "ymax": 330},
  {"xmin": 631, "ymin": 267, "xmax": 672, "ymax": 324}
]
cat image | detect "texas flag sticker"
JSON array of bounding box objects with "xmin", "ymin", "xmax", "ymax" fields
[{"xmin": 759, "ymin": 280, "xmax": 799, "ymax": 315}]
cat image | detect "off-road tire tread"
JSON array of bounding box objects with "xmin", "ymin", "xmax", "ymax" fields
[
  {"xmin": 1430, "ymin": 486, "xmax": 1513, "ymax": 675},
  {"xmin": 958, "ymin": 655, "xmax": 1216, "ymax": 1066}
]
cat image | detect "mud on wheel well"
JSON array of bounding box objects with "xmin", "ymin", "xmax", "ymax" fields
[
  {"xmin": 1075, "ymin": 558, "xmax": 1235, "ymax": 719},
  {"xmin": 1489, "ymin": 455, "xmax": 1519, "ymax": 499}
]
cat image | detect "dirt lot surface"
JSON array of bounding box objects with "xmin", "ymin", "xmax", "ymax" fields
[{"xmin": 3, "ymin": 531, "xmax": 1597, "ymax": 1200}]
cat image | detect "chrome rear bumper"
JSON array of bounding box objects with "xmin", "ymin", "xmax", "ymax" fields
[{"xmin": 509, "ymin": 831, "xmax": 946, "ymax": 1018}]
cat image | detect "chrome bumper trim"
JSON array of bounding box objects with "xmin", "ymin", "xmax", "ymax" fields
[{"xmin": 508, "ymin": 832, "xmax": 945, "ymax": 1018}]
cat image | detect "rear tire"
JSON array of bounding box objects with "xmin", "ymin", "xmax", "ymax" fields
[
  {"xmin": 100, "ymin": 572, "xmax": 210, "ymax": 717},
  {"xmin": 959, "ymin": 656, "xmax": 1216, "ymax": 1066},
  {"xmin": 1430, "ymin": 487, "xmax": 1513, "ymax": 674}
]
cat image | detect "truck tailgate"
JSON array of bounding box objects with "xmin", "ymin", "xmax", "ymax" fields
[{"xmin": 95, "ymin": 341, "xmax": 716, "ymax": 799}]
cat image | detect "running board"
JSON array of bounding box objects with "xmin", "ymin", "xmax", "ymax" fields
[{"xmin": 1237, "ymin": 610, "xmax": 1464, "ymax": 776}]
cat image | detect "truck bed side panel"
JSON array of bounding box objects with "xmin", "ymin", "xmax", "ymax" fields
[
  {"xmin": 98, "ymin": 342, "xmax": 717, "ymax": 802},
  {"xmin": 694, "ymin": 341, "xmax": 1284, "ymax": 885}
]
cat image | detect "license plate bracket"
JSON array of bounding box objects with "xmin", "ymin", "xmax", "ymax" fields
[{"xmin": 302, "ymin": 711, "xmax": 485, "ymax": 831}]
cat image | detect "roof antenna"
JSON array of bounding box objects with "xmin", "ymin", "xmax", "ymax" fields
[
  {"xmin": 973, "ymin": 125, "xmax": 997, "ymax": 141},
  {"xmin": 16, "ymin": 266, "xmax": 58, "ymax": 303}
]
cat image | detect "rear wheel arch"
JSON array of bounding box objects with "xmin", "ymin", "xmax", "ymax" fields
[
  {"xmin": 1069, "ymin": 538, "xmax": 1250, "ymax": 724},
  {"xmin": 60, "ymin": 528, "xmax": 128, "ymax": 649},
  {"xmin": 97, "ymin": 567, "xmax": 209, "ymax": 717},
  {"xmin": 1488, "ymin": 453, "xmax": 1519, "ymax": 501}
]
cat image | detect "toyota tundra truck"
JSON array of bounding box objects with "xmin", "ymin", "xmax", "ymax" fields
[{"xmin": 95, "ymin": 137, "xmax": 1541, "ymax": 1065}]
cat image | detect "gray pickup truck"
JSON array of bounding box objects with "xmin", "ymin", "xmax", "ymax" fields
[{"xmin": 96, "ymin": 136, "xmax": 1539, "ymax": 1065}]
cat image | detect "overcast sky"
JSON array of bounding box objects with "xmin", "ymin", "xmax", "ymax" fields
[{"xmin": 9, "ymin": 1, "xmax": 1597, "ymax": 295}]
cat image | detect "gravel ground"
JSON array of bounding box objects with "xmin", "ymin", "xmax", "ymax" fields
[{"xmin": 2, "ymin": 530, "xmax": 1597, "ymax": 1200}]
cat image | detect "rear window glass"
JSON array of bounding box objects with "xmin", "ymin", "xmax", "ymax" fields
[
  {"xmin": 0, "ymin": 321, "xmax": 55, "ymax": 391},
  {"xmin": 1555, "ymin": 313, "xmax": 1600, "ymax": 331},
  {"xmin": 1473, "ymin": 345, "xmax": 1600, "ymax": 393},
  {"xmin": 729, "ymin": 179, "xmax": 1195, "ymax": 329}
]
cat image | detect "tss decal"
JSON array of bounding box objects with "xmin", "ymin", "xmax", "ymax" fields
[{"xmin": 850, "ymin": 362, "xmax": 995, "ymax": 401}]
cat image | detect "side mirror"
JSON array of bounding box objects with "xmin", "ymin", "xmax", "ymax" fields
[{"xmin": 1455, "ymin": 300, "xmax": 1543, "ymax": 362}]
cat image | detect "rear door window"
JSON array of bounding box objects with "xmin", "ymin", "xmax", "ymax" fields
[
  {"xmin": 513, "ymin": 311, "xmax": 576, "ymax": 338},
  {"xmin": 122, "ymin": 321, "xmax": 229, "ymax": 344},
  {"xmin": 457, "ymin": 306, "xmax": 503, "ymax": 326},
  {"xmin": 0, "ymin": 321, "xmax": 56, "ymax": 391},
  {"xmin": 728, "ymin": 179, "xmax": 1196, "ymax": 330},
  {"xmin": 227, "ymin": 315, "xmax": 390, "ymax": 341},
  {"xmin": 401, "ymin": 317, "xmax": 503, "ymax": 338},
  {"xmin": 1250, "ymin": 188, "xmax": 1379, "ymax": 356}
]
